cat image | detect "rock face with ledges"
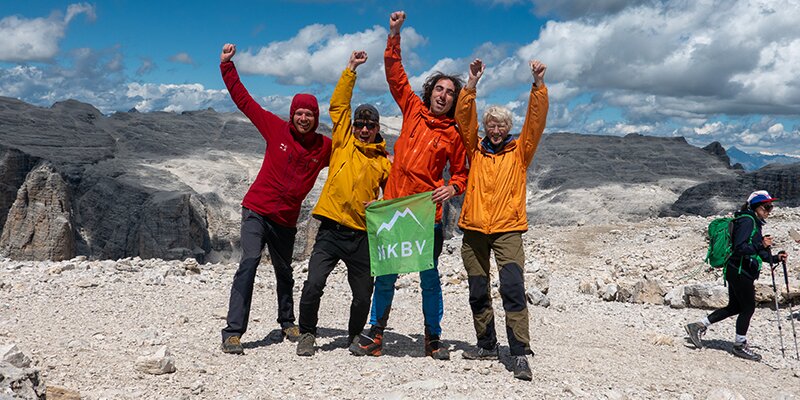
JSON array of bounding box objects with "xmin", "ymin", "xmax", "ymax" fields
[
  {"xmin": 526, "ymin": 133, "xmax": 740, "ymax": 226},
  {"xmin": 665, "ymin": 162, "xmax": 800, "ymax": 216},
  {"xmin": 0, "ymin": 146, "xmax": 40, "ymax": 231},
  {"xmin": 0, "ymin": 163, "xmax": 76, "ymax": 260}
]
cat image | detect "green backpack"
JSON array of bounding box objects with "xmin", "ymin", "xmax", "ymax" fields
[{"xmin": 705, "ymin": 214, "xmax": 760, "ymax": 273}]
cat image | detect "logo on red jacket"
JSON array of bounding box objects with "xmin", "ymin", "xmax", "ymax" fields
[{"xmin": 279, "ymin": 143, "xmax": 287, "ymax": 151}]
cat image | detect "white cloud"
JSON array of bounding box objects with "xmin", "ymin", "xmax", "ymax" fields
[
  {"xmin": 0, "ymin": 47, "xmax": 234, "ymax": 114},
  {"xmin": 694, "ymin": 121, "xmax": 725, "ymax": 136},
  {"xmin": 0, "ymin": 3, "xmax": 95, "ymax": 62},
  {"xmin": 126, "ymin": 83, "xmax": 229, "ymax": 113},
  {"xmin": 168, "ymin": 52, "xmax": 195, "ymax": 65},
  {"xmin": 234, "ymin": 24, "xmax": 427, "ymax": 93}
]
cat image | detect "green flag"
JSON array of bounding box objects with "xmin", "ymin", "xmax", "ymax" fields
[{"xmin": 366, "ymin": 191, "xmax": 435, "ymax": 276}]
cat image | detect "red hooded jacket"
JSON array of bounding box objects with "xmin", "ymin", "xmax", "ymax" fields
[{"xmin": 221, "ymin": 61, "xmax": 331, "ymax": 227}]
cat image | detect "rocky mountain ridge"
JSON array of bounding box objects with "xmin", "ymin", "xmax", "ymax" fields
[{"xmin": 1, "ymin": 97, "xmax": 798, "ymax": 262}]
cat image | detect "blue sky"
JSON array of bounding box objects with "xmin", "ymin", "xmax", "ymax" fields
[{"xmin": 1, "ymin": 0, "xmax": 799, "ymax": 156}]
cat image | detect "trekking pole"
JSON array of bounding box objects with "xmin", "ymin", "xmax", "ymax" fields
[
  {"xmin": 768, "ymin": 252, "xmax": 786, "ymax": 358},
  {"xmin": 780, "ymin": 258, "xmax": 800, "ymax": 359}
]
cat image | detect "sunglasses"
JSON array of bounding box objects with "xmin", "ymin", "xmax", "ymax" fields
[
  {"xmin": 762, "ymin": 203, "xmax": 774, "ymax": 211},
  {"xmin": 353, "ymin": 121, "xmax": 378, "ymax": 130}
]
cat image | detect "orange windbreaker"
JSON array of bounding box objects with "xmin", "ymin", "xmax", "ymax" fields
[
  {"xmin": 456, "ymin": 84, "xmax": 549, "ymax": 234},
  {"xmin": 383, "ymin": 34, "xmax": 468, "ymax": 223}
]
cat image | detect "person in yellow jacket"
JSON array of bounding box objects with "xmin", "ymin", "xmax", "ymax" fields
[
  {"xmin": 295, "ymin": 50, "xmax": 392, "ymax": 357},
  {"xmin": 455, "ymin": 58, "xmax": 548, "ymax": 381}
]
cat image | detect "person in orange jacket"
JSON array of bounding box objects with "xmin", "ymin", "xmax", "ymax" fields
[
  {"xmin": 455, "ymin": 58, "xmax": 548, "ymax": 381},
  {"xmin": 350, "ymin": 11, "xmax": 468, "ymax": 361},
  {"xmin": 295, "ymin": 50, "xmax": 392, "ymax": 357}
]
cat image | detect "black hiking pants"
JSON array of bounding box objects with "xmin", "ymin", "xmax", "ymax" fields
[
  {"xmin": 298, "ymin": 218, "xmax": 374, "ymax": 339},
  {"xmin": 707, "ymin": 267, "xmax": 756, "ymax": 336},
  {"xmin": 222, "ymin": 207, "xmax": 297, "ymax": 341}
]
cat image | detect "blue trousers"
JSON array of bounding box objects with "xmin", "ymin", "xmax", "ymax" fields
[{"xmin": 369, "ymin": 224, "xmax": 444, "ymax": 335}]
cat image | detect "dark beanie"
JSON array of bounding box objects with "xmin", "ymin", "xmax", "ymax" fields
[
  {"xmin": 290, "ymin": 93, "xmax": 319, "ymax": 132},
  {"xmin": 354, "ymin": 103, "xmax": 379, "ymax": 122}
]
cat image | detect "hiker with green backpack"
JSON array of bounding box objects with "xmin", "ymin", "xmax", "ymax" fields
[{"xmin": 685, "ymin": 190, "xmax": 789, "ymax": 361}]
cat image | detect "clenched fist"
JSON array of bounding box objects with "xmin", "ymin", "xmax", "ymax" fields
[{"xmin": 221, "ymin": 43, "xmax": 236, "ymax": 63}]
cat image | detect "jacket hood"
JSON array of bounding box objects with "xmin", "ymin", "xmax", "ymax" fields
[{"xmin": 290, "ymin": 93, "xmax": 320, "ymax": 133}]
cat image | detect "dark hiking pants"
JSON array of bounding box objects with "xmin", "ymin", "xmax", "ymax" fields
[
  {"xmin": 708, "ymin": 266, "xmax": 757, "ymax": 336},
  {"xmin": 222, "ymin": 207, "xmax": 296, "ymax": 341},
  {"xmin": 461, "ymin": 230, "xmax": 532, "ymax": 356},
  {"xmin": 298, "ymin": 218, "xmax": 374, "ymax": 339}
]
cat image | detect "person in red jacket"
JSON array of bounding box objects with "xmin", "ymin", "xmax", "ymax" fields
[
  {"xmin": 350, "ymin": 11, "xmax": 468, "ymax": 361},
  {"xmin": 218, "ymin": 43, "xmax": 332, "ymax": 355}
]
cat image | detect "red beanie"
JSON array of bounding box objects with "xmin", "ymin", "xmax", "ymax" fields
[{"xmin": 290, "ymin": 93, "xmax": 319, "ymax": 133}]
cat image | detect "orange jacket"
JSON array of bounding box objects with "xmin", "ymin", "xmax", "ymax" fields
[
  {"xmin": 383, "ymin": 34, "xmax": 468, "ymax": 223},
  {"xmin": 456, "ymin": 84, "xmax": 548, "ymax": 234}
]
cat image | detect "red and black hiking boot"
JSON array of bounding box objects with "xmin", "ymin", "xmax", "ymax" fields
[
  {"xmin": 349, "ymin": 328, "xmax": 383, "ymax": 357},
  {"xmin": 424, "ymin": 334, "xmax": 450, "ymax": 360}
]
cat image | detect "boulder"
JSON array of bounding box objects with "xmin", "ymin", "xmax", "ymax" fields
[
  {"xmin": 617, "ymin": 281, "xmax": 635, "ymax": 303},
  {"xmin": 0, "ymin": 362, "xmax": 45, "ymax": 399},
  {"xmin": 685, "ymin": 283, "xmax": 728, "ymax": 309},
  {"xmin": 134, "ymin": 345, "xmax": 176, "ymax": 375},
  {"xmin": 631, "ymin": 279, "xmax": 667, "ymax": 305},
  {"xmin": 601, "ymin": 284, "xmax": 618, "ymax": 302},
  {"xmin": 46, "ymin": 386, "xmax": 81, "ymax": 400},
  {"xmin": 664, "ymin": 286, "xmax": 687, "ymax": 309},
  {"xmin": 0, "ymin": 343, "xmax": 31, "ymax": 368},
  {"xmin": 524, "ymin": 260, "xmax": 550, "ymax": 294},
  {"xmin": 525, "ymin": 287, "xmax": 551, "ymax": 307}
]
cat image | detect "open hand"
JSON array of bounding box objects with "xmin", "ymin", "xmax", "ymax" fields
[{"xmin": 466, "ymin": 58, "xmax": 485, "ymax": 89}]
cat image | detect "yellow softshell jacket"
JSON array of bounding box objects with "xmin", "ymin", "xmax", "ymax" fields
[
  {"xmin": 455, "ymin": 84, "xmax": 549, "ymax": 234},
  {"xmin": 311, "ymin": 69, "xmax": 392, "ymax": 231}
]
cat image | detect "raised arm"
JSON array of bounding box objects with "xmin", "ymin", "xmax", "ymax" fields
[
  {"xmin": 220, "ymin": 43, "xmax": 284, "ymax": 139},
  {"xmin": 518, "ymin": 59, "xmax": 549, "ymax": 166},
  {"xmin": 384, "ymin": 11, "xmax": 422, "ymax": 115},
  {"xmin": 455, "ymin": 59, "xmax": 485, "ymax": 159},
  {"xmin": 330, "ymin": 51, "xmax": 368, "ymax": 146}
]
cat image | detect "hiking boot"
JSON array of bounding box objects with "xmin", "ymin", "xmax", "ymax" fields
[
  {"xmin": 732, "ymin": 341, "xmax": 762, "ymax": 362},
  {"xmin": 462, "ymin": 344, "xmax": 499, "ymax": 360},
  {"xmin": 684, "ymin": 322, "xmax": 706, "ymax": 349},
  {"xmin": 513, "ymin": 355, "xmax": 532, "ymax": 381},
  {"xmin": 282, "ymin": 324, "xmax": 301, "ymax": 343},
  {"xmin": 424, "ymin": 334, "xmax": 450, "ymax": 360},
  {"xmin": 296, "ymin": 333, "xmax": 316, "ymax": 356},
  {"xmin": 349, "ymin": 329, "xmax": 383, "ymax": 357},
  {"xmin": 221, "ymin": 336, "xmax": 244, "ymax": 355}
]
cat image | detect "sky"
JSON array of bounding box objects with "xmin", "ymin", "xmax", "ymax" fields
[{"xmin": 1, "ymin": 0, "xmax": 799, "ymax": 156}]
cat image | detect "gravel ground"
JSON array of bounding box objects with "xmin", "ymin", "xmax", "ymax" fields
[{"xmin": 3, "ymin": 209, "xmax": 800, "ymax": 399}]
